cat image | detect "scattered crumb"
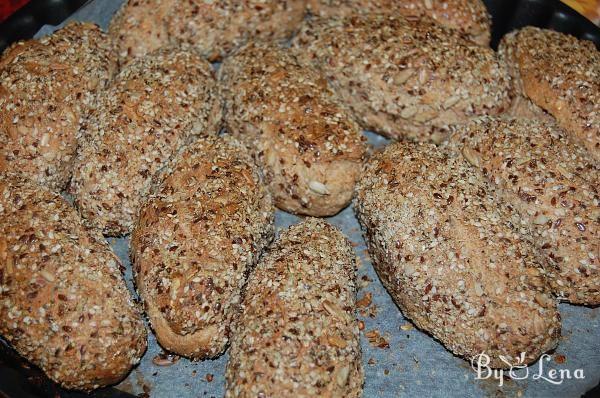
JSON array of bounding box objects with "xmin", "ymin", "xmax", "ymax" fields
[
  {"xmin": 357, "ymin": 292, "xmax": 372, "ymax": 308},
  {"xmin": 554, "ymin": 354, "xmax": 566, "ymax": 364},
  {"xmin": 400, "ymin": 323, "xmax": 413, "ymax": 331},
  {"xmin": 206, "ymin": 373, "xmax": 214, "ymax": 382},
  {"xmin": 365, "ymin": 330, "xmax": 390, "ymax": 349},
  {"xmin": 152, "ymin": 352, "xmax": 180, "ymax": 367}
]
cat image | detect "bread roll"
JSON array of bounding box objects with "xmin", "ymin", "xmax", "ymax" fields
[
  {"xmin": 0, "ymin": 22, "xmax": 115, "ymax": 191},
  {"xmin": 355, "ymin": 142, "xmax": 560, "ymax": 368},
  {"xmin": 0, "ymin": 174, "xmax": 147, "ymax": 391},
  {"xmin": 110, "ymin": 0, "xmax": 305, "ymax": 64},
  {"xmin": 220, "ymin": 42, "xmax": 367, "ymax": 217},
  {"xmin": 225, "ymin": 219, "xmax": 363, "ymax": 397},
  {"xmin": 499, "ymin": 27, "xmax": 599, "ymax": 159},
  {"xmin": 448, "ymin": 117, "xmax": 599, "ymax": 305},
  {"xmin": 131, "ymin": 135, "xmax": 274, "ymax": 359},
  {"xmin": 71, "ymin": 47, "xmax": 221, "ymax": 236},
  {"xmin": 292, "ymin": 14, "xmax": 510, "ymax": 142},
  {"xmin": 306, "ymin": 0, "xmax": 491, "ymax": 45},
  {"xmin": 108, "ymin": 0, "xmax": 175, "ymax": 65}
]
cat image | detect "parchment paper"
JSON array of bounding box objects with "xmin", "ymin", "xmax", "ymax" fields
[{"xmin": 33, "ymin": 1, "xmax": 600, "ymax": 396}]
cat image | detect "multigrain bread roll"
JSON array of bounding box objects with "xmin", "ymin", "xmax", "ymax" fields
[
  {"xmin": 131, "ymin": 136, "xmax": 274, "ymax": 359},
  {"xmin": 0, "ymin": 174, "xmax": 147, "ymax": 391},
  {"xmin": 448, "ymin": 117, "xmax": 599, "ymax": 305},
  {"xmin": 71, "ymin": 47, "xmax": 221, "ymax": 236},
  {"xmin": 108, "ymin": 0, "xmax": 175, "ymax": 65},
  {"xmin": 225, "ymin": 219, "xmax": 363, "ymax": 397},
  {"xmin": 109, "ymin": 0, "xmax": 305, "ymax": 64},
  {"xmin": 0, "ymin": 22, "xmax": 115, "ymax": 191},
  {"xmin": 306, "ymin": 0, "xmax": 491, "ymax": 45},
  {"xmin": 355, "ymin": 142, "xmax": 560, "ymax": 368},
  {"xmin": 168, "ymin": 0, "xmax": 305, "ymax": 62},
  {"xmin": 499, "ymin": 27, "xmax": 600, "ymax": 159},
  {"xmin": 292, "ymin": 14, "xmax": 510, "ymax": 143},
  {"xmin": 220, "ymin": 42, "xmax": 367, "ymax": 217}
]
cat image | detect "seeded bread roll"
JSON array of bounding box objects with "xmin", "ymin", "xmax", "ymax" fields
[
  {"xmin": 168, "ymin": 0, "xmax": 305, "ymax": 62},
  {"xmin": 292, "ymin": 14, "xmax": 510, "ymax": 143},
  {"xmin": 220, "ymin": 42, "xmax": 367, "ymax": 217},
  {"xmin": 306, "ymin": 0, "xmax": 491, "ymax": 45},
  {"xmin": 448, "ymin": 117, "xmax": 599, "ymax": 305},
  {"xmin": 225, "ymin": 219, "xmax": 363, "ymax": 397},
  {"xmin": 355, "ymin": 142, "xmax": 560, "ymax": 368},
  {"xmin": 0, "ymin": 22, "xmax": 115, "ymax": 191},
  {"xmin": 499, "ymin": 27, "xmax": 600, "ymax": 159},
  {"xmin": 71, "ymin": 47, "xmax": 221, "ymax": 236},
  {"xmin": 131, "ymin": 135, "xmax": 274, "ymax": 359},
  {"xmin": 109, "ymin": 0, "xmax": 305, "ymax": 64},
  {"xmin": 108, "ymin": 0, "xmax": 175, "ymax": 65},
  {"xmin": 0, "ymin": 174, "xmax": 147, "ymax": 391}
]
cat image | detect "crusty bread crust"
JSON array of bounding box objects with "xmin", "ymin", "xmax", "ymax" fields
[
  {"xmin": 293, "ymin": 14, "xmax": 510, "ymax": 142},
  {"xmin": 220, "ymin": 42, "xmax": 367, "ymax": 217},
  {"xmin": 0, "ymin": 174, "xmax": 147, "ymax": 391},
  {"xmin": 0, "ymin": 22, "xmax": 115, "ymax": 191},
  {"xmin": 109, "ymin": 0, "xmax": 305, "ymax": 64},
  {"xmin": 499, "ymin": 27, "xmax": 600, "ymax": 160},
  {"xmin": 449, "ymin": 117, "xmax": 599, "ymax": 305},
  {"xmin": 70, "ymin": 47, "xmax": 221, "ymax": 236},
  {"xmin": 131, "ymin": 135, "xmax": 274, "ymax": 359},
  {"xmin": 225, "ymin": 219, "xmax": 363, "ymax": 397},
  {"xmin": 306, "ymin": 0, "xmax": 491, "ymax": 45},
  {"xmin": 355, "ymin": 142, "xmax": 560, "ymax": 368}
]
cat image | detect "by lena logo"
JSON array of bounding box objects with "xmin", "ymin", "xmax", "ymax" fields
[{"xmin": 471, "ymin": 352, "xmax": 585, "ymax": 387}]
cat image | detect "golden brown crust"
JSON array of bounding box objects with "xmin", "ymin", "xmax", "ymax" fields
[
  {"xmin": 448, "ymin": 117, "xmax": 599, "ymax": 305},
  {"xmin": 355, "ymin": 142, "xmax": 560, "ymax": 368},
  {"xmin": 306, "ymin": 0, "xmax": 491, "ymax": 45},
  {"xmin": 0, "ymin": 174, "xmax": 147, "ymax": 391},
  {"xmin": 292, "ymin": 14, "xmax": 510, "ymax": 142},
  {"xmin": 225, "ymin": 219, "xmax": 363, "ymax": 397},
  {"xmin": 220, "ymin": 42, "xmax": 367, "ymax": 217},
  {"xmin": 131, "ymin": 135, "xmax": 274, "ymax": 359},
  {"xmin": 0, "ymin": 22, "xmax": 115, "ymax": 191},
  {"xmin": 499, "ymin": 27, "xmax": 600, "ymax": 159},
  {"xmin": 70, "ymin": 47, "xmax": 221, "ymax": 236},
  {"xmin": 109, "ymin": 0, "xmax": 305, "ymax": 64}
]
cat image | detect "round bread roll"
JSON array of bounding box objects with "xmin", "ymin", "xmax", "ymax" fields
[
  {"xmin": 449, "ymin": 117, "xmax": 599, "ymax": 305},
  {"xmin": 0, "ymin": 174, "xmax": 147, "ymax": 391},
  {"xmin": 225, "ymin": 219, "xmax": 363, "ymax": 397},
  {"xmin": 131, "ymin": 135, "xmax": 274, "ymax": 359},
  {"xmin": 292, "ymin": 14, "xmax": 510, "ymax": 143},
  {"xmin": 306, "ymin": 0, "xmax": 491, "ymax": 45},
  {"xmin": 71, "ymin": 47, "xmax": 221, "ymax": 236},
  {"xmin": 109, "ymin": 0, "xmax": 305, "ymax": 64},
  {"xmin": 0, "ymin": 22, "xmax": 115, "ymax": 191},
  {"xmin": 220, "ymin": 42, "xmax": 367, "ymax": 217},
  {"xmin": 499, "ymin": 27, "xmax": 599, "ymax": 160},
  {"xmin": 355, "ymin": 142, "xmax": 560, "ymax": 368}
]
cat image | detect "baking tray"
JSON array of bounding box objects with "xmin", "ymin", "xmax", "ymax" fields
[{"xmin": 0, "ymin": 0, "xmax": 599, "ymax": 397}]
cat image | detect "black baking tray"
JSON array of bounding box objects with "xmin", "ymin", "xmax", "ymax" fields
[
  {"xmin": 0, "ymin": 0, "xmax": 599, "ymax": 397},
  {"xmin": 0, "ymin": 0, "xmax": 89, "ymax": 52}
]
